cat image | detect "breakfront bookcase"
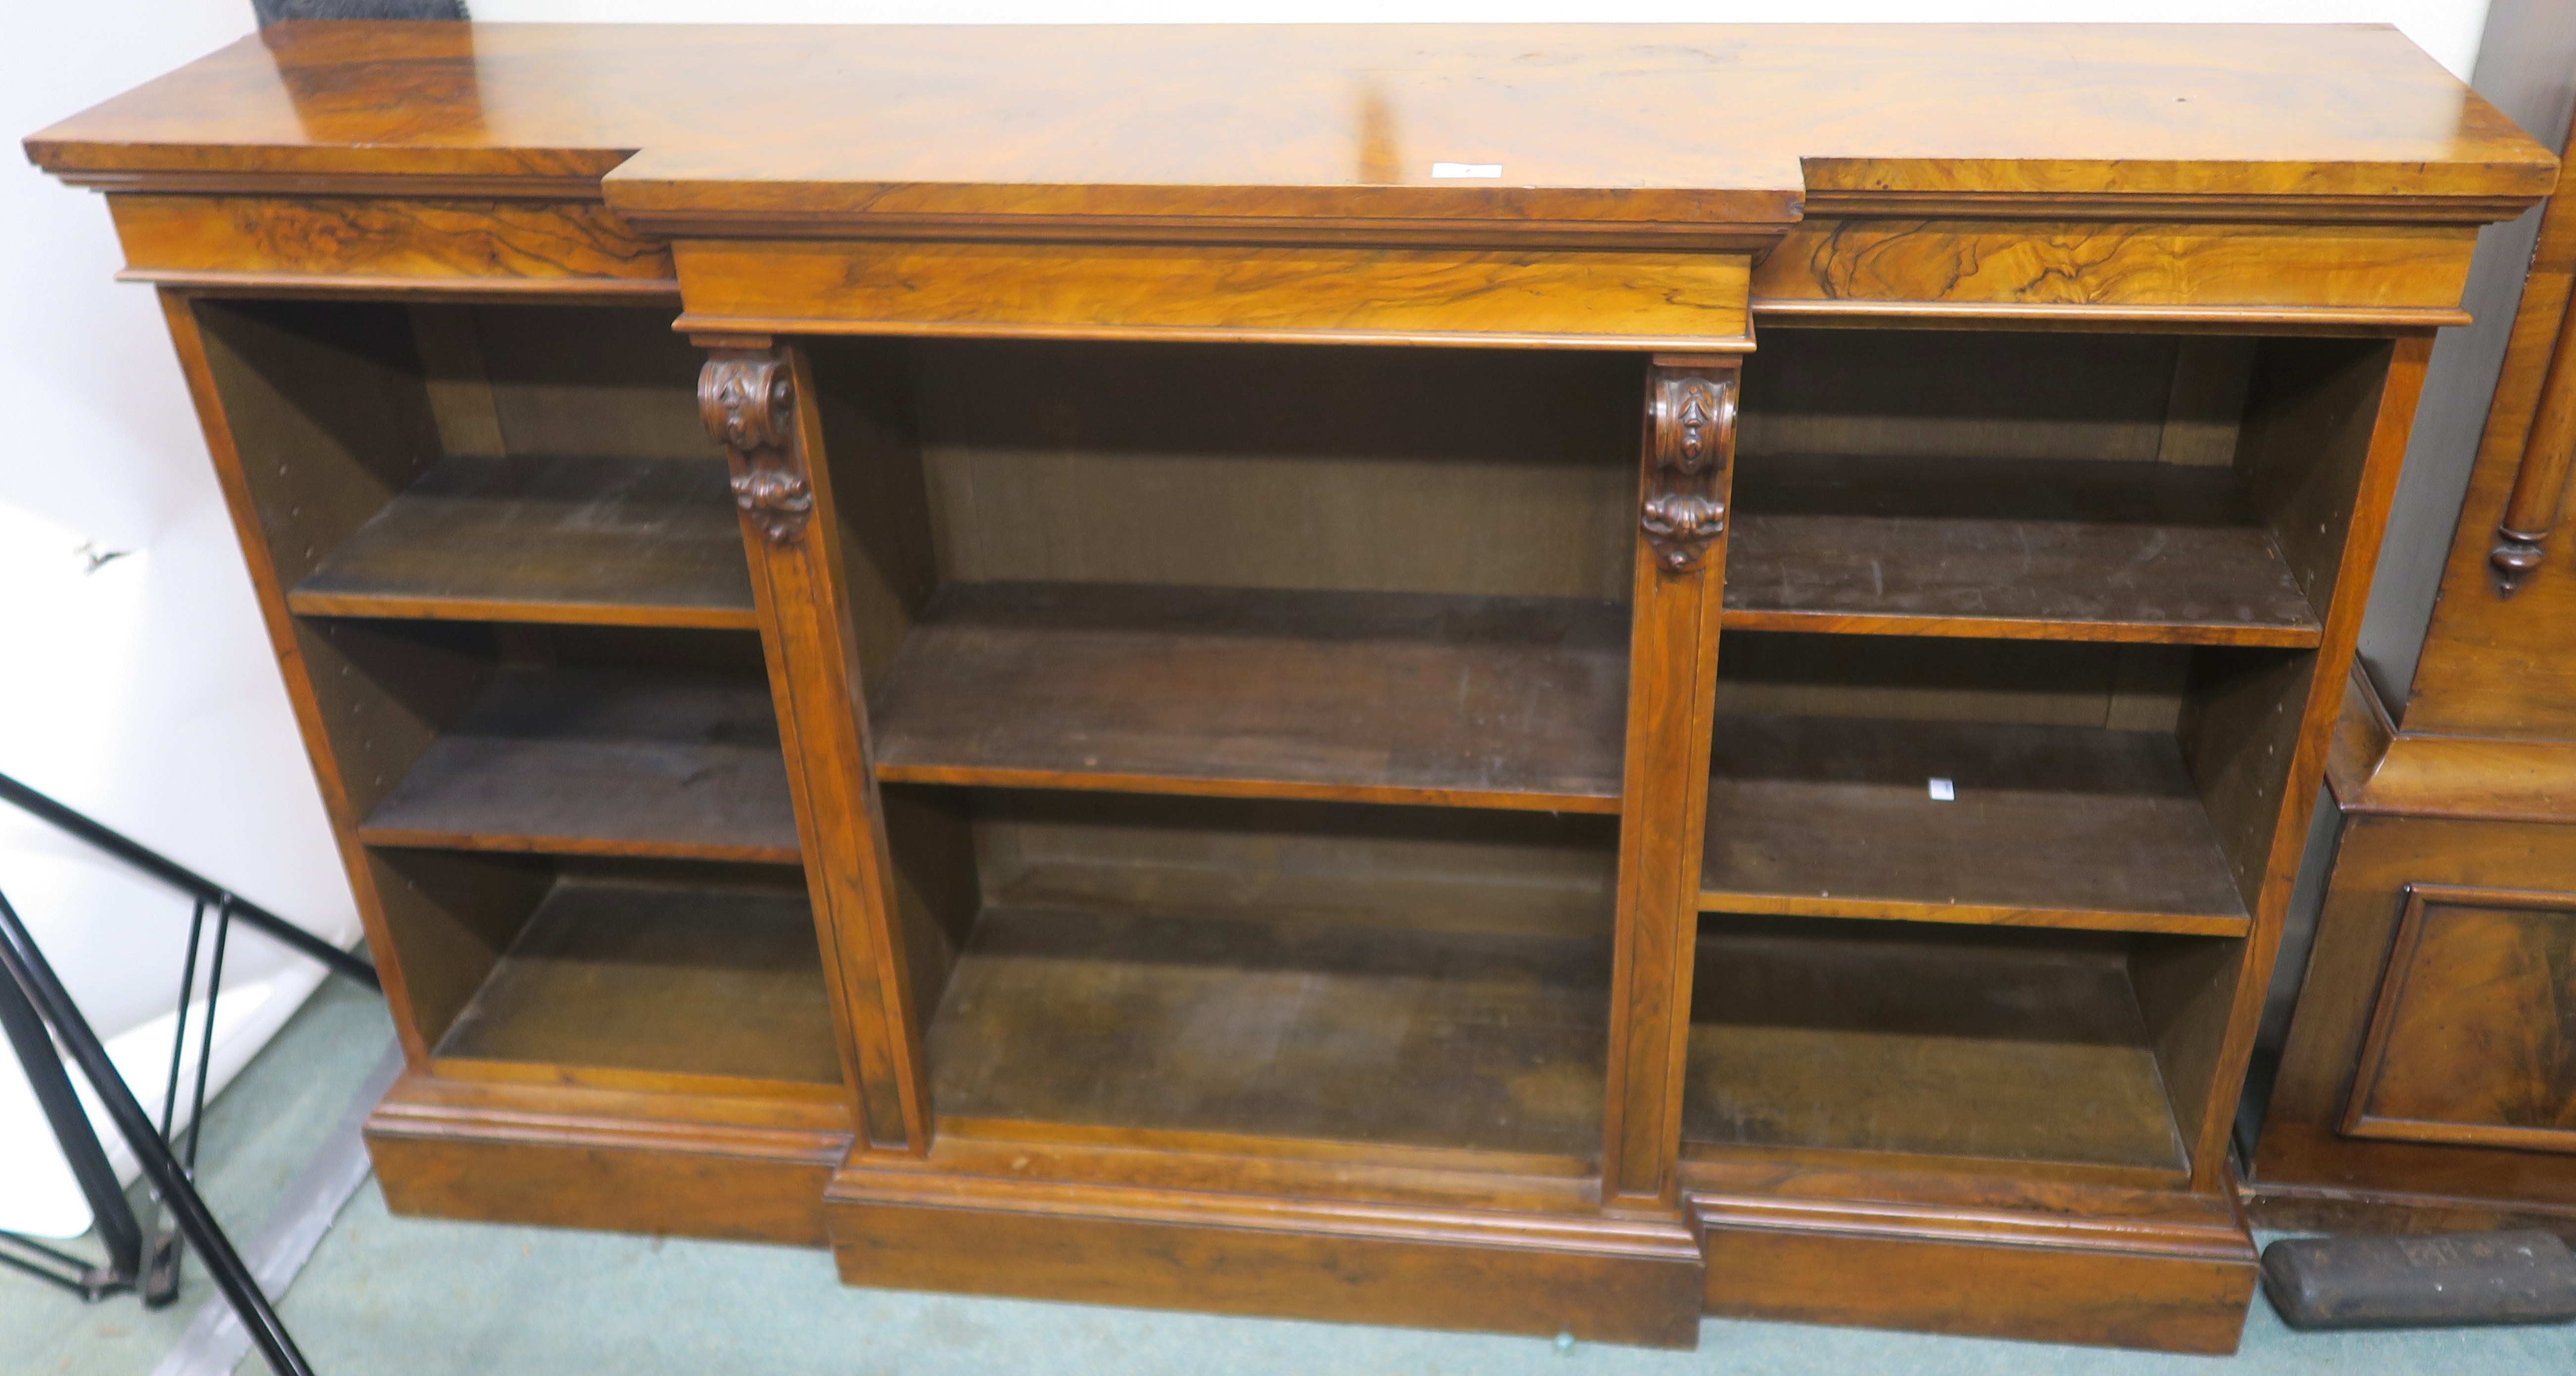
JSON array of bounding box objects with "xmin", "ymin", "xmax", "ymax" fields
[{"xmin": 27, "ymin": 21, "xmax": 2554, "ymax": 1354}]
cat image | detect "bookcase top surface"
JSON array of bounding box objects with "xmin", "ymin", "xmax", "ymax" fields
[{"xmin": 25, "ymin": 20, "xmax": 2556, "ymax": 228}]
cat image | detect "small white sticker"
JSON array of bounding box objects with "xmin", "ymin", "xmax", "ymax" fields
[
  {"xmin": 1928, "ymin": 777, "xmax": 1956, "ymax": 802},
  {"xmin": 1431, "ymin": 162, "xmax": 1504, "ymax": 178}
]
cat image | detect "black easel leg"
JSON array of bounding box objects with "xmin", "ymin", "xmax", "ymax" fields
[
  {"xmin": 0, "ymin": 889, "xmax": 314, "ymax": 1376},
  {"xmin": 0, "ymin": 944, "xmax": 144, "ymax": 1291}
]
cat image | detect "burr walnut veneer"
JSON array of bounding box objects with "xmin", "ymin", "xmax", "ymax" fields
[{"xmin": 28, "ymin": 20, "xmax": 2555, "ymax": 1353}]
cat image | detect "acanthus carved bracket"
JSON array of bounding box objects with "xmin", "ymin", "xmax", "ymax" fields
[
  {"xmin": 700, "ymin": 355, "xmax": 812, "ymax": 545},
  {"xmin": 1643, "ymin": 370, "xmax": 1736, "ymax": 573}
]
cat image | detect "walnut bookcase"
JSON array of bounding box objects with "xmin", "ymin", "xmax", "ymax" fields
[{"xmin": 27, "ymin": 20, "xmax": 2554, "ymax": 1355}]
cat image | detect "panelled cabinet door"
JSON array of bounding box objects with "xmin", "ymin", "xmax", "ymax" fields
[{"xmin": 2342, "ymin": 885, "xmax": 2576, "ymax": 1154}]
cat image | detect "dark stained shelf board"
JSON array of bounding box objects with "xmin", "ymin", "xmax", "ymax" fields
[
  {"xmin": 927, "ymin": 906, "xmax": 1610, "ymax": 1161},
  {"xmin": 1700, "ymin": 714, "xmax": 2251, "ymax": 936},
  {"xmin": 361, "ymin": 667, "xmax": 800, "ymax": 863},
  {"xmin": 288, "ymin": 455, "xmax": 758, "ymax": 629},
  {"xmin": 432, "ymin": 875, "xmax": 843, "ymax": 1096},
  {"xmin": 1723, "ymin": 455, "xmax": 2323, "ymax": 646},
  {"xmin": 871, "ymin": 583, "xmax": 1629, "ymax": 813},
  {"xmin": 1684, "ymin": 923, "xmax": 2190, "ymax": 1173}
]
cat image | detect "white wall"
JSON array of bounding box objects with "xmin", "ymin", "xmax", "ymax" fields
[
  {"xmin": 0, "ymin": 0, "xmax": 2497, "ymax": 1237},
  {"xmin": 473, "ymin": 2, "xmax": 2493, "ymax": 80}
]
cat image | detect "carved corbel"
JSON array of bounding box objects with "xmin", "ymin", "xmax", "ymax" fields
[
  {"xmin": 1642, "ymin": 370, "xmax": 1736, "ymax": 573},
  {"xmin": 700, "ymin": 355, "xmax": 811, "ymax": 545}
]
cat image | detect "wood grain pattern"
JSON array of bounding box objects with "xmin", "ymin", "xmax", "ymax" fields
[
  {"xmin": 671, "ymin": 240, "xmax": 1755, "ymax": 350},
  {"xmin": 1602, "ymin": 359, "xmax": 1736, "ymax": 1208},
  {"xmin": 2250, "ymin": 817, "xmax": 2576, "ymax": 1226},
  {"xmin": 289, "ymin": 455, "xmax": 758, "ymax": 628},
  {"xmin": 1752, "ymin": 219, "xmax": 2477, "ymax": 320},
  {"xmin": 431, "ymin": 871, "xmax": 843, "ymax": 1095},
  {"xmin": 108, "ymin": 195, "xmax": 674, "ymax": 292},
  {"xmin": 713, "ymin": 344, "xmax": 933, "ymax": 1154},
  {"xmin": 869, "ymin": 584, "xmax": 1627, "ymax": 814},
  {"xmin": 1724, "ymin": 456, "xmax": 2321, "ymax": 646},
  {"xmin": 369, "ymin": 1071, "xmax": 846, "ymax": 1246},
  {"xmin": 925, "ymin": 907, "xmax": 1608, "ymax": 1160},
  {"xmin": 2339, "ymin": 886, "xmax": 2576, "ymax": 1152},
  {"xmin": 1701, "ymin": 715, "xmax": 2251, "ymax": 936},
  {"xmin": 1697, "ymin": 1222, "xmax": 2254, "ymax": 1354},
  {"xmin": 359, "ymin": 667, "xmax": 799, "ymax": 863},
  {"xmin": 826, "ymin": 1173, "xmax": 1704, "ymax": 1347},
  {"xmin": 32, "ymin": 24, "xmax": 2548, "ymax": 232},
  {"xmin": 1684, "ymin": 1147, "xmax": 2258, "ymax": 1355},
  {"xmin": 1685, "ymin": 920, "xmax": 2190, "ymax": 1173}
]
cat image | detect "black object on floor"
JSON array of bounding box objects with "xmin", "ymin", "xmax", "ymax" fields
[
  {"xmin": 2262, "ymin": 1231, "xmax": 2576, "ymax": 1330},
  {"xmin": 0, "ymin": 773, "xmax": 382, "ymax": 1374}
]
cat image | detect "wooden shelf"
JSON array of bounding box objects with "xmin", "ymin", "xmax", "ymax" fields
[
  {"xmin": 1723, "ymin": 456, "xmax": 2322, "ymax": 646},
  {"xmin": 926, "ymin": 906, "xmax": 1610, "ymax": 1161},
  {"xmin": 1700, "ymin": 714, "xmax": 2250, "ymax": 936},
  {"xmin": 361, "ymin": 667, "xmax": 800, "ymax": 863},
  {"xmin": 870, "ymin": 583, "xmax": 1628, "ymax": 813},
  {"xmin": 289, "ymin": 456, "xmax": 758, "ymax": 628},
  {"xmin": 1684, "ymin": 921, "xmax": 2190, "ymax": 1173},
  {"xmin": 432, "ymin": 874, "xmax": 842, "ymax": 1097}
]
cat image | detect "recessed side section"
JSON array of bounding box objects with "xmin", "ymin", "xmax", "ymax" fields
[
  {"xmin": 674, "ymin": 239, "xmax": 1753, "ymax": 349},
  {"xmin": 1684, "ymin": 916, "xmax": 2192, "ymax": 1178}
]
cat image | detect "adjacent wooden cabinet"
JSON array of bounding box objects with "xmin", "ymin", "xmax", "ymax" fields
[
  {"xmin": 2245, "ymin": 93, "xmax": 2576, "ymax": 1238},
  {"xmin": 27, "ymin": 21, "xmax": 2555, "ymax": 1354}
]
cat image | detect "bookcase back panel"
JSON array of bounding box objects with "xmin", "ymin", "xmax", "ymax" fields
[
  {"xmin": 442, "ymin": 305, "xmax": 722, "ymax": 463},
  {"xmin": 1736, "ymin": 329, "xmax": 2246, "ymax": 465},
  {"xmin": 899, "ymin": 340, "xmax": 1639, "ymax": 600},
  {"xmin": 1715, "ymin": 631, "xmax": 2187, "ymax": 732},
  {"xmin": 969, "ymin": 792, "xmax": 1618, "ymax": 941}
]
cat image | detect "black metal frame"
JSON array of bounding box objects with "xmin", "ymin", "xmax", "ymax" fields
[{"xmin": 0, "ymin": 771, "xmax": 380, "ymax": 1375}]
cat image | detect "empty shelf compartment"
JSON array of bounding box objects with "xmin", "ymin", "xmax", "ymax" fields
[
  {"xmin": 361, "ymin": 666, "xmax": 799, "ymax": 863},
  {"xmin": 927, "ymin": 905, "xmax": 1610, "ymax": 1161},
  {"xmin": 1724, "ymin": 456, "xmax": 2321, "ymax": 646},
  {"xmin": 290, "ymin": 455, "xmax": 756, "ymax": 628},
  {"xmin": 1701, "ymin": 714, "xmax": 2250, "ymax": 935},
  {"xmin": 1684, "ymin": 919, "xmax": 2191, "ymax": 1174},
  {"xmin": 432, "ymin": 872, "xmax": 841, "ymax": 1096}
]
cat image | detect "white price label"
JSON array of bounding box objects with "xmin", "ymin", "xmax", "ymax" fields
[
  {"xmin": 1928, "ymin": 777, "xmax": 1956, "ymax": 801},
  {"xmin": 1431, "ymin": 162, "xmax": 1504, "ymax": 178}
]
